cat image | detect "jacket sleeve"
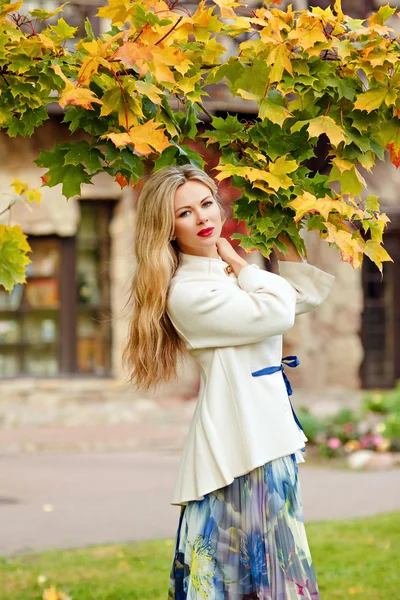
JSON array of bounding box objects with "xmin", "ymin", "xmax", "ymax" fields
[
  {"xmin": 277, "ymin": 260, "xmax": 335, "ymax": 316},
  {"xmin": 167, "ymin": 264, "xmax": 297, "ymax": 349}
]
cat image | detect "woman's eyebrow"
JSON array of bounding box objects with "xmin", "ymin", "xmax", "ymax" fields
[{"xmin": 175, "ymin": 195, "xmax": 213, "ymax": 213}]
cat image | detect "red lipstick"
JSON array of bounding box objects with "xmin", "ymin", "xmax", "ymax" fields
[{"xmin": 197, "ymin": 227, "xmax": 214, "ymax": 237}]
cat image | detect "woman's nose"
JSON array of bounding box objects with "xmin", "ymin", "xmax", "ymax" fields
[{"xmin": 197, "ymin": 212, "xmax": 208, "ymax": 224}]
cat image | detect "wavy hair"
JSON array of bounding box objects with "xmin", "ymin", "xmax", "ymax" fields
[{"xmin": 122, "ymin": 164, "xmax": 228, "ymax": 392}]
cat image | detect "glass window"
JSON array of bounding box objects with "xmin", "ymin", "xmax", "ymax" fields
[
  {"xmin": 0, "ymin": 202, "xmax": 113, "ymax": 378},
  {"xmin": 76, "ymin": 202, "xmax": 112, "ymax": 375},
  {"xmin": 0, "ymin": 237, "xmax": 61, "ymax": 377}
]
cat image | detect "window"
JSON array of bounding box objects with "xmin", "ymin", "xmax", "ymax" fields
[
  {"xmin": 361, "ymin": 221, "xmax": 400, "ymax": 389},
  {"xmin": 0, "ymin": 200, "xmax": 114, "ymax": 377}
]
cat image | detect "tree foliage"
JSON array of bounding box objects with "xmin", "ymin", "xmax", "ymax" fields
[{"xmin": 1, "ymin": 0, "xmax": 400, "ymax": 289}]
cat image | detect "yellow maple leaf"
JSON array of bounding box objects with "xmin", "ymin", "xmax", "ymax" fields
[
  {"xmin": 252, "ymin": 182, "xmax": 276, "ymax": 194},
  {"xmin": 259, "ymin": 99, "xmax": 293, "ymax": 127},
  {"xmin": 212, "ymin": 0, "xmax": 241, "ymax": 19},
  {"xmin": 60, "ymin": 87, "xmax": 103, "ymax": 110},
  {"xmin": 214, "ymin": 164, "xmax": 252, "ymax": 182},
  {"xmin": 323, "ymin": 222, "xmax": 363, "ymax": 269},
  {"xmin": 333, "ymin": 0, "xmax": 344, "ymax": 22},
  {"xmin": 52, "ymin": 65, "xmax": 102, "ymax": 110},
  {"xmin": 236, "ymin": 89, "xmax": 258, "ymax": 102},
  {"xmin": 104, "ymin": 120, "xmax": 171, "ymax": 156},
  {"xmin": 174, "ymin": 59, "xmax": 193, "ymax": 76},
  {"xmin": 114, "ymin": 43, "xmax": 153, "ymax": 76},
  {"xmin": 77, "ymin": 38, "xmax": 118, "ymax": 86},
  {"xmin": 307, "ymin": 116, "xmax": 346, "ymax": 147},
  {"xmin": 0, "ymin": 1, "xmax": 23, "ymax": 19},
  {"xmin": 289, "ymin": 192, "xmax": 333, "ymax": 222},
  {"xmin": 175, "ymin": 73, "xmax": 203, "ymax": 95},
  {"xmin": 267, "ymin": 44, "xmax": 293, "ymax": 83},
  {"xmin": 331, "ymin": 156, "xmax": 353, "ymax": 173},
  {"xmin": 11, "ymin": 180, "xmax": 41, "ymax": 205},
  {"xmin": 134, "ymin": 81, "xmax": 164, "ymax": 104},
  {"xmin": 357, "ymin": 152, "xmax": 375, "ymax": 172},
  {"xmin": 354, "ymin": 87, "xmax": 388, "ymax": 113},
  {"xmin": 217, "ymin": 157, "xmax": 298, "ymax": 192},
  {"xmin": 287, "ymin": 26, "xmax": 326, "ymax": 50},
  {"xmin": 97, "ymin": 0, "xmax": 136, "ymax": 26},
  {"xmin": 269, "ymin": 155, "xmax": 298, "ymax": 176}
]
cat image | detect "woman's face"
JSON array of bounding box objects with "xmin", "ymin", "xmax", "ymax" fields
[{"xmin": 173, "ymin": 179, "xmax": 223, "ymax": 256}]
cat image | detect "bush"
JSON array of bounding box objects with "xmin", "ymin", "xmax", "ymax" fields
[{"xmin": 296, "ymin": 407, "xmax": 325, "ymax": 443}]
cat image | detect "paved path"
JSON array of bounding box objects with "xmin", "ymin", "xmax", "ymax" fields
[{"xmin": 1, "ymin": 451, "xmax": 400, "ymax": 557}]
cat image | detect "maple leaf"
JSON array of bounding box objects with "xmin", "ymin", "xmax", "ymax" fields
[
  {"xmin": 328, "ymin": 164, "xmax": 366, "ymax": 196},
  {"xmin": 354, "ymin": 87, "xmax": 388, "ymax": 113},
  {"xmin": 307, "ymin": 116, "xmax": 346, "ymax": 147},
  {"xmin": 52, "ymin": 65, "xmax": 102, "ymax": 110},
  {"xmin": 267, "ymin": 44, "xmax": 293, "ymax": 83},
  {"xmin": 387, "ymin": 142, "xmax": 400, "ymax": 168},
  {"xmin": 259, "ymin": 98, "xmax": 292, "ymax": 127},
  {"xmin": 212, "ymin": 0, "xmax": 241, "ymax": 18},
  {"xmin": 104, "ymin": 119, "xmax": 171, "ymax": 156},
  {"xmin": 29, "ymin": 2, "xmax": 68, "ymax": 21},
  {"xmin": 364, "ymin": 239, "xmax": 393, "ymax": 272},
  {"xmin": 288, "ymin": 192, "xmax": 340, "ymax": 222},
  {"xmin": 323, "ymin": 222, "xmax": 363, "ymax": 269},
  {"xmin": 0, "ymin": 225, "xmax": 32, "ymax": 292},
  {"xmin": 287, "ymin": 25, "xmax": 327, "ymax": 50},
  {"xmin": 0, "ymin": 1, "xmax": 23, "ymax": 19},
  {"xmin": 115, "ymin": 172, "xmax": 129, "ymax": 188},
  {"xmin": 331, "ymin": 156, "xmax": 353, "ymax": 173},
  {"xmin": 134, "ymin": 81, "xmax": 164, "ymax": 104},
  {"xmin": 114, "ymin": 43, "xmax": 153, "ymax": 76},
  {"xmin": 11, "ymin": 179, "xmax": 41, "ymax": 204},
  {"xmin": 77, "ymin": 38, "xmax": 116, "ymax": 86}
]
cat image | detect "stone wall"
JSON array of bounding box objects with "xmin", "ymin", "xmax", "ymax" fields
[{"xmin": 282, "ymin": 231, "xmax": 363, "ymax": 394}]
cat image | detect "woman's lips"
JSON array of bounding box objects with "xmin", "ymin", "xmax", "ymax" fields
[{"xmin": 197, "ymin": 227, "xmax": 214, "ymax": 237}]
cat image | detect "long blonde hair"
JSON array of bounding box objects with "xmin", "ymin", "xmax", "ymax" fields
[{"xmin": 122, "ymin": 164, "xmax": 228, "ymax": 392}]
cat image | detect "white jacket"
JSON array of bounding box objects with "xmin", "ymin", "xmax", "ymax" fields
[{"xmin": 167, "ymin": 252, "xmax": 335, "ymax": 506}]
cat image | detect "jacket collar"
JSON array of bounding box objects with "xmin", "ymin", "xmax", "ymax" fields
[{"xmin": 177, "ymin": 251, "xmax": 231, "ymax": 277}]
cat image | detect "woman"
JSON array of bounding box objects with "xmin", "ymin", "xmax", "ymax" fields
[{"xmin": 123, "ymin": 164, "xmax": 335, "ymax": 599}]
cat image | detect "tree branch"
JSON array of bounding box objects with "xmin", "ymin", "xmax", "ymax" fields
[{"xmin": 155, "ymin": 16, "xmax": 183, "ymax": 45}]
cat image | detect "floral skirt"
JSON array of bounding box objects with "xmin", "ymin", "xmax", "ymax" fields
[{"xmin": 168, "ymin": 453, "xmax": 321, "ymax": 599}]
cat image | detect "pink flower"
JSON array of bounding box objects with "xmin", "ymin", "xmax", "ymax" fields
[
  {"xmin": 343, "ymin": 422, "xmax": 355, "ymax": 433},
  {"xmin": 360, "ymin": 434, "xmax": 374, "ymax": 448},
  {"xmin": 373, "ymin": 435, "xmax": 383, "ymax": 446},
  {"xmin": 328, "ymin": 437, "xmax": 341, "ymax": 449}
]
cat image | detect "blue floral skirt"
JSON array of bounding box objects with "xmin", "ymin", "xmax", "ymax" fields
[{"xmin": 168, "ymin": 453, "xmax": 321, "ymax": 599}]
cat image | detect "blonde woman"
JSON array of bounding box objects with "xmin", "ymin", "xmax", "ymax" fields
[{"xmin": 123, "ymin": 164, "xmax": 335, "ymax": 599}]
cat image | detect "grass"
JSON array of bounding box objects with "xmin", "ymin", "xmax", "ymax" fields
[{"xmin": 1, "ymin": 511, "xmax": 399, "ymax": 600}]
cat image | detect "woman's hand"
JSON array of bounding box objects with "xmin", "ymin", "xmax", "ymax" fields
[
  {"xmin": 273, "ymin": 233, "xmax": 304, "ymax": 263},
  {"xmin": 216, "ymin": 237, "xmax": 248, "ymax": 276}
]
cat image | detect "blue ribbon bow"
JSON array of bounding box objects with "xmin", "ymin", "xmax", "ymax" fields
[{"xmin": 251, "ymin": 355, "xmax": 305, "ymax": 449}]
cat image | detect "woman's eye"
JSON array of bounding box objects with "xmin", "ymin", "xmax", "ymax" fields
[{"xmin": 179, "ymin": 201, "xmax": 213, "ymax": 218}]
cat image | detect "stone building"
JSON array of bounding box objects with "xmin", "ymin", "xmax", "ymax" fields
[{"xmin": 0, "ymin": 0, "xmax": 399, "ymax": 416}]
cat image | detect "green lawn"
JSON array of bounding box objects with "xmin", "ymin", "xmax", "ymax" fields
[{"xmin": 1, "ymin": 511, "xmax": 399, "ymax": 600}]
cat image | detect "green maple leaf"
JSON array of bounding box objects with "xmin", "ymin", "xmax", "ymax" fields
[
  {"xmin": 45, "ymin": 164, "xmax": 92, "ymax": 199},
  {"xmin": 64, "ymin": 141, "xmax": 103, "ymax": 174},
  {"xmin": 48, "ymin": 18, "xmax": 78, "ymax": 42},
  {"xmin": 328, "ymin": 164, "xmax": 366, "ymax": 196},
  {"xmin": 120, "ymin": 149, "xmax": 145, "ymax": 175},
  {"xmin": 203, "ymin": 115, "xmax": 246, "ymax": 147}
]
